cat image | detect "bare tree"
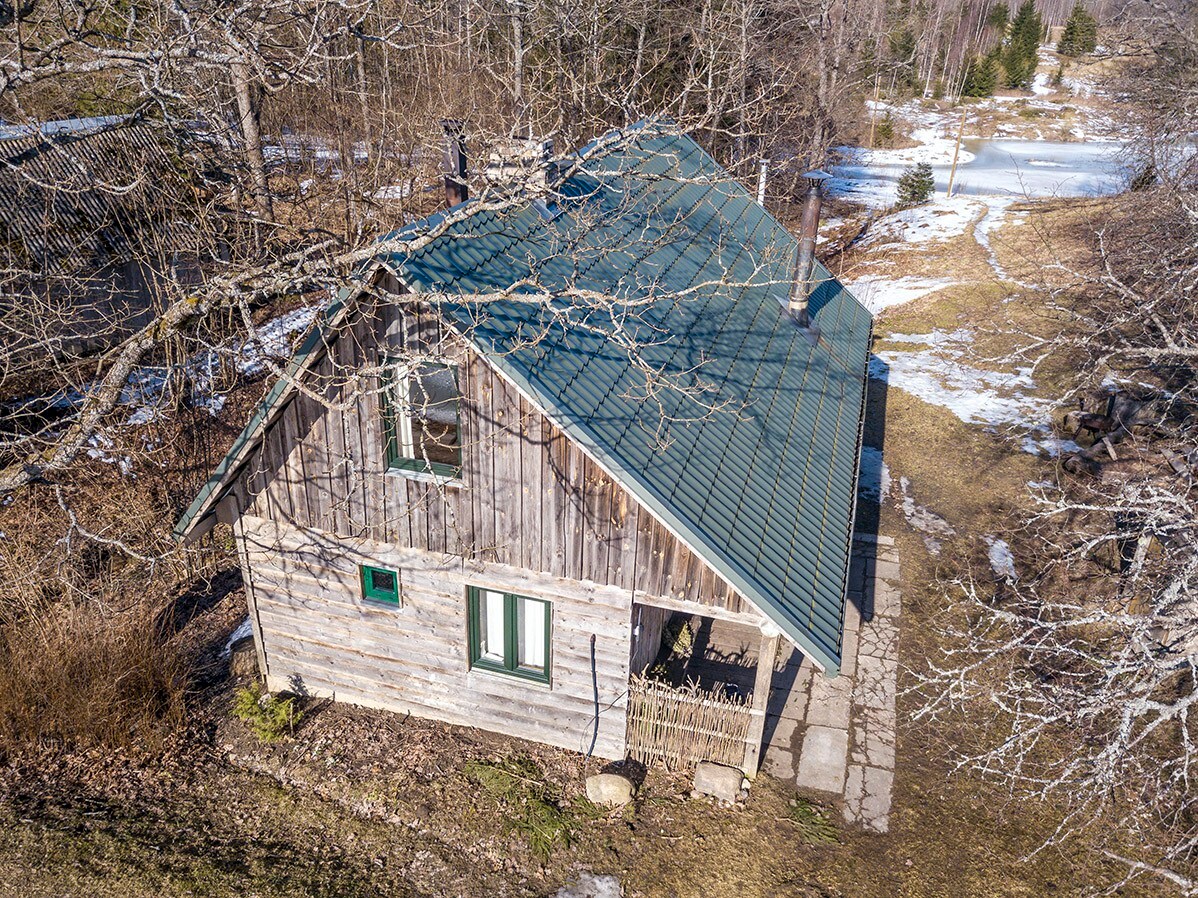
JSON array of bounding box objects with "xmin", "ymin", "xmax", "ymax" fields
[{"xmin": 913, "ymin": 5, "xmax": 1198, "ymax": 892}]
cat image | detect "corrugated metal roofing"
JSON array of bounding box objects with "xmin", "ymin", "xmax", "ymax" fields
[
  {"xmin": 387, "ymin": 126, "xmax": 873, "ymax": 674},
  {"xmin": 0, "ymin": 120, "xmax": 181, "ymax": 271}
]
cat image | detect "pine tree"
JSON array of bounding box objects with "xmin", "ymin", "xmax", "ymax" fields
[
  {"xmin": 1002, "ymin": 0, "xmax": 1043, "ymax": 89},
  {"xmin": 897, "ymin": 162, "xmax": 935, "ymax": 207},
  {"xmin": 1058, "ymin": 3, "xmax": 1098, "ymax": 57}
]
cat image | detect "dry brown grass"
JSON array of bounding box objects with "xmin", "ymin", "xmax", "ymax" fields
[{"xmin": 0, "ymin": 599, "xmax": 186, "ymax": 753}]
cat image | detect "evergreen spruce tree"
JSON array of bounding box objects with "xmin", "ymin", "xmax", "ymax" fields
[
  {"xmin": 988, "ymin": 2, "xmax": 1010, "ymax": 31},
  {"xmin": 1058, "ymin": 3, "xmax": 1098, "ymax": 56},
  {"xmin": 889, "ymin": 27, "xmax": 919, "ymax": 92},
  {"xmin": 877, "ymin": 111, "xmax": 896, "ymax": 144},
  {"xmin": 896, "ymin": 162, "xmax": 935, "ymax": 207},
  {"xmin": 1002, "ymin": 0, "xmax": 1043, "ymax": 89},
  {"xmin": 962, "ymin": 51, "xmax": 999, "ymax": 97}
]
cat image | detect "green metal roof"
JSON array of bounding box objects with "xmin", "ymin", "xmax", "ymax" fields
[
  {"xmin": 175, "ymin": 122, "xmax": 872, "ymax": 675},
  {"xmin": 387, "ymin": 125, "xmax": 873, "ymax": 674}
]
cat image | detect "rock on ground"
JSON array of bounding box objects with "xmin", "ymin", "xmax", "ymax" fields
[
  {"xmin": 554, "ymin": 872, "xmax": 622, "ymax": 898},
  {"xmin": 692, "ymin": 761, "xmax": 745, "ymax": 803},
  {"xmin": 228, "ymin": 636, "xmax": 260, "ymax": 679},
  {"xmin": 585, "ymin": 772, "xmax": 635, "ymax": 807}
]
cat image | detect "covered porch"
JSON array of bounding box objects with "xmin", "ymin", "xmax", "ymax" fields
[{"xmin": 626, "ymin": 600, "xmax": 815, "ymax": 775}]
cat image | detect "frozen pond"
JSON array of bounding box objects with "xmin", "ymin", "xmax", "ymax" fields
[{"xmin": 833, "ymin": 138, "xmax": 1127, "ymax": 206}]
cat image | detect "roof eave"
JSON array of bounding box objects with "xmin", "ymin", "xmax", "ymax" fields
[{"xmin": 172, "ymin": 277, "xmax": 373, "ymax": 541}]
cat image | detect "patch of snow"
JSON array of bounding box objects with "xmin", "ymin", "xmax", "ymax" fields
[
  {"xmin": 870, "ymin": 329, "xmax": 1041, "ymax": 428},
  {"xmin": 234, "ymin": 306, "xmax": 319, "ymax": 377},
  {"xmin": 858, "ymin": 195, "xmax": 984, "ymax": 248},
  {"xmin": 1031, "ymin": 72, "xmax": 1054, "ymax": 96},
  {"xmin": 374, "ymin": 183, "xmax": 413, "ymax": 200},
  {"xmin": 221, "ymin": 618, "xmax": 255, "ymax": 659},
  {"xmin": 86, "ymin": 433, "xmax": 135, "ymax": 477},
  {"xmin": 847, "ymin": 276, "xmax": 954, "ymax": 314},
  {"xmin": 1019, "ymin": 428, "xmax": 1083, "ymax": 457},
  {"xmin": 858, "ymin": 446, "xmax": 890, "ymax": 503},
  {"xmin": 974, "ymin": 197, "xmax": 1034, "ymax": 288},
  {"xmin": 985, "ymin": 537, "xmax": 1017, "ymax": 581},
  {"xmin": 1026, "ymin": 159, "xmax": 1066, "ymax": 168},
  {"xmin": 898, "ymin": 476, "xmax": 955, "ymax": 555},
  {"xmin": 1027, "ymin": 479, "xmax": 1057, "ymax": 490}
]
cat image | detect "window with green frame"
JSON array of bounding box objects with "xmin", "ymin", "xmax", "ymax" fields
[
  {"xmin": 360, "ymin": 564, "xmax": 400, "ymax": 605},
  {"xmin": 381, "ymin": 358, "xmax": 461, "ymax": 477},
  {"xmin": 467, "ymin": 587, "xmax": 551, "ymax": 684}
]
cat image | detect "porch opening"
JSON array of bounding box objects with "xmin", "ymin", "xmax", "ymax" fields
[{"xmin": 626, "ymin": 605, "xmax": 799, "ymax": 775}]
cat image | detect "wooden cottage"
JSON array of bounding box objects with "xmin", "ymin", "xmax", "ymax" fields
[{"xmin": 176, "ymin": 125, "xmax": 873, "ymax": 773}]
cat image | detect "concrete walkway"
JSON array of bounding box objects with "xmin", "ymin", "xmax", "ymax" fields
[{"xmin": 762, "ymin": 534, "xmax": 901, "ymax": 833}]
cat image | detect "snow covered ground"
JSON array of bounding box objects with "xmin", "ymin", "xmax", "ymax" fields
[
  {"xmin": 847, "ymin": 276, "xmax": 955, "ymax": 314},
  {"xmin": 855, "ymin": 195, "xmax": 985, "ymax": 248},
  {"xmin": 869, "ymin": 329, "xmax": 1077, "ymax": 457}
]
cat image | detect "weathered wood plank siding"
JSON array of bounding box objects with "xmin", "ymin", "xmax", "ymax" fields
[
  {"xmin": 232, "ymin": 297, "xmax": 757, "ymax": 618},
  {"xmin": 242, "ymin": 515, "xmax": 631, "ymax": 758}
]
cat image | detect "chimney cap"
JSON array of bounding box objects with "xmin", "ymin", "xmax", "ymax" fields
[{"xmin": 802, "ymin": 169, "xmax": 833, "ymax": 183}]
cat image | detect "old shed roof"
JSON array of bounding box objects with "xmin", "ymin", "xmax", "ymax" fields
[{"xmin": 0, "ymin": 117, "xmax": 180, "ymax": 271}]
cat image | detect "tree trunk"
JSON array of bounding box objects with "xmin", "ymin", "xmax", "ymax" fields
[{"xmin": 231, "ymin": 62, "xmax": 273, "ymax": 218}]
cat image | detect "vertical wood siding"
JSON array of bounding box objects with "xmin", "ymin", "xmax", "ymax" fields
[{"xmin": 233, "ymin": 298, "xmax": 756, "ymax": 618}]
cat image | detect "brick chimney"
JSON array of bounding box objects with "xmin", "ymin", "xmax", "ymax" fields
[
  {"xmin": 441, "ymin": 120, "xmax": 468, "ymax": 207},
  {"xmin": 485, "ymin": 137, "xmax": 555, "ymax": 192},
  {"xmin": 788, "ymin": 169, "xmax": 831, "ymax": 328}
]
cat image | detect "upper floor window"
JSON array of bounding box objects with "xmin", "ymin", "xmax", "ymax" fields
[{"xmin": 383, "ymin": 359, "xmax": 461, "ymax": 478}]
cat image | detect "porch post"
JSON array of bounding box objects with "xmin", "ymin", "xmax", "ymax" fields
[{"xmin": 743, "ymin": 624, "xmax": 780, "ymax": 777}]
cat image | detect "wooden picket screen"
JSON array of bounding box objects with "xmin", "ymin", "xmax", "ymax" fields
[{"xmin": 625, "ymin": 674, "xmax": 754, "ymax": 770}]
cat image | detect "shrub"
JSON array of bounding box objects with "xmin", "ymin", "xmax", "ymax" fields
[
  {"xmin": 233, "ymin": 682, "xmax": 303, "ymax": 742},
  {"xmin": 0, "ymin": 600, "xmax": 185, "ymax": 753},
  {"xmin": 896, "ymin": 162, "xmax": 935, "ymax": 207}
]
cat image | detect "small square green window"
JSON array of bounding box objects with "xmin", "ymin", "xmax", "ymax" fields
[{"xmin": 360, "ymin": 564, "xmax": 400, "ymax": 605}]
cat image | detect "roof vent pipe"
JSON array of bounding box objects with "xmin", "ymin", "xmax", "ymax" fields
[
  {"xmin": 788, "ymin": 169, "xmax": 831, "ymax": 328},
  {"xmin": 441, "ymin": 119, "xmax": 468, "ymax": 207}
]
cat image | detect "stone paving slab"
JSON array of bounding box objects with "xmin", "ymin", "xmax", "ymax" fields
[
  {"xmin": 857, "ymin": 621, "xmax": 900, "ymax": 661},
  {"xmin": 804, "ymin": 674, "xmax": 853, "ymax": 728},
  {"xmin": 850, "ymin": 705, "xmax": 897, "ymax": 769},
  {"xmin": 843, "ymin": 764, "xmax": 894, "ymax": 832},
  {"xmin": 795, "ymin": 726, "xmax": 849, "ymax": 794},
  {"xmin": 782, "ymin": 533, "xmax": 900, "ymax": 836},
  {"xmin": 853, "ymin": 653, "xmax": 898, "ymax": 713}
]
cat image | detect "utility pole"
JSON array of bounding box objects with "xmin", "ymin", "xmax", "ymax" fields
[
  {"xmin": 867, "ymin": 73, "xmax": 881, "ymax": 148},
  {"xmin": 946, "ymin": 107, "xmax": 967, "ymax": 198}
]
